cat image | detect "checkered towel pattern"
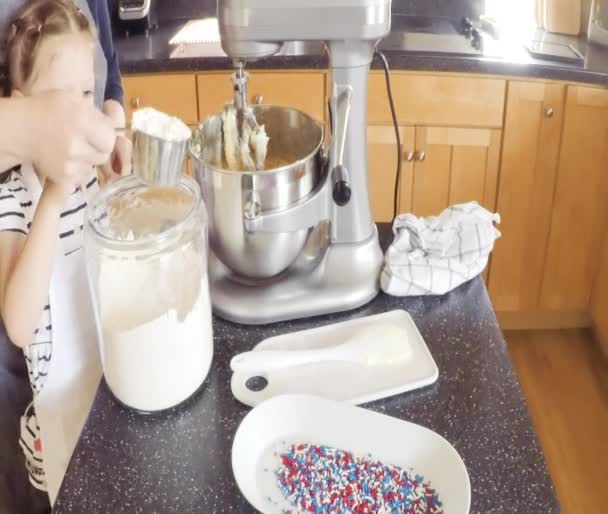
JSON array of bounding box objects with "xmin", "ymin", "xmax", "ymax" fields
[{"xmin": 381, "ymin": 202, "xmax": 501, "ymax": 296}]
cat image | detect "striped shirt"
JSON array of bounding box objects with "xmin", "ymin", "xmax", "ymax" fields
[{"xmin": 0, "ymin": 164, "xmax": 98, "ymax": 491}]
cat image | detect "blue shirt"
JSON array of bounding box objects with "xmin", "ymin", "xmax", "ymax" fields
[{"xmin": 86, "ymin": 0, "xmax": 124, "ymax": 105}]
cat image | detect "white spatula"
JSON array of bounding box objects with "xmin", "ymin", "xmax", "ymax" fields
[{"xmin": 230, "ymin": 322, "xmax": 411, "ymax": 374}]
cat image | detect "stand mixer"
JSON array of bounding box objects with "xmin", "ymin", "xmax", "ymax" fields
[{"xmin": 191, "ymin": 0, "xmax": 392, "ymax": 325}]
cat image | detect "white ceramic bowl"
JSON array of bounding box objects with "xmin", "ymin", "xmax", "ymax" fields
[{"xmin": 232, "ymin": 394, "xmax": 471, "ymax": 513}]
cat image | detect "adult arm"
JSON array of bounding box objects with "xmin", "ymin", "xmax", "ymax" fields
[
  {"xmin": 89, "ymin": 1, "xmax": 132, "ymax": 177},
  {"xmin": 88, "ymin": 0, "xmax": 124, "ymax": 105},
  {"xmin": 0, "ymin": 93, "xmax": 115, "ymax": 186}
]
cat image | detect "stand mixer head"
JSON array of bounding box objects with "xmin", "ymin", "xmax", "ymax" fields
[
  {"xmin": 189, "ymin": 0, "xmax": 392, "ymax": 324},
  {"xmin": 218, "ymin": 0, "xmax": 391, "ymax": 61}
]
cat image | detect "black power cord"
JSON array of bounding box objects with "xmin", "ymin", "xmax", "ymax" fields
[{"xmin": 375, "ymin": 50, "xmax": 401, "ymax": 221}]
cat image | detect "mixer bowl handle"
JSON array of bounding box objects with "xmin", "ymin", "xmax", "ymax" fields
[{"xmin": 243, "ymin": 171, "xmax": 331, "ymax": 233}]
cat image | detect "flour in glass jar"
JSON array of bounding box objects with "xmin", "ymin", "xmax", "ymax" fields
[{"xmin": 93, "ymin": 184, "xmax": 213, "ymax": 412}]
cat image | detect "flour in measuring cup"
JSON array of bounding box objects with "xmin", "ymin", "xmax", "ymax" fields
[
  {"xmin": 97, "ymin": 246, "xmax": 213, "ymax": 412},
  {"xmin": 132, "ymin": 107, "xmax": 191, "ymax": 142}
]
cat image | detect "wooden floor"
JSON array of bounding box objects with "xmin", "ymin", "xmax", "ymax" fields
[{"xmin": 506, "ymin": 329, "xmax": 608, "ymax": 514}]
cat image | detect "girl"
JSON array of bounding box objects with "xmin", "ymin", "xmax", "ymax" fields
[{"xmin": 0, "ymin": 0, "xmax": 121, "ymax": 506}]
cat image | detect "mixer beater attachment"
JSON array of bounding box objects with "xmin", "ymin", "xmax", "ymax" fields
[{"xmin": 219, "ymin": 62, "xmax": 269, "ymax": 171}]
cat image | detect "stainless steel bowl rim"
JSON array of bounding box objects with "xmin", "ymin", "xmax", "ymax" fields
[{"xmin": 189, "ymin": 105, "xmax": 325, "ymax": 177}]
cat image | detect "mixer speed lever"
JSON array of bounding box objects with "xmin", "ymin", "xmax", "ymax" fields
[
  {"xmin": 332, "ymin": 165, "xmax": 351, "ymax": 206},
  {"xmin": 331, "ymin": 86, "xmax": 353, "ymax": 206}
]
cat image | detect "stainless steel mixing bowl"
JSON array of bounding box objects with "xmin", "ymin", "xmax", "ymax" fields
[{"xmin": 190, "ymin": 105, "xmax": 324, "ymax": 279}]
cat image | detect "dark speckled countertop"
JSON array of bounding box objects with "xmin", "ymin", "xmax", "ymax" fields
[
  {"xmin": 54, "ymin": 225, "xmax": 559, "ymax": 514},
  {"xmin": 115, "ymin": 11, "xmax": 608, "ymax": 86}
]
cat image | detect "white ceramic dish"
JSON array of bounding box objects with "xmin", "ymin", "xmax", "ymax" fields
[
  {"xmin": 231, "ymin": 310, "xmax": 439, "ymax": 407},
  {"xmin": 232, "ymin": 394, "xmax": 471, "ymax": 514}
]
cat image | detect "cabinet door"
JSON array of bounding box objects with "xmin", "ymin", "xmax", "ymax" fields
[
  {"xmin": 412, "ymin": 126, "xmax": 501, "ymax": 217},
  {"xmin": 489, "ymin": 81, "xmax": 565, "ymax": 312},
  {"xmin": 367, "ymin": 126, "xmax": 415, "ymax": 222},
  {"xmin": 197, "ymin": 72, "xmax": 326, "ymax": 122},
  {"xmin": 122, "ymin": 74, "xmax": 198, "ymax": 125},
  {"xmin": 540, "ymin": 86, "xmax": 608, "ymax": 311}
]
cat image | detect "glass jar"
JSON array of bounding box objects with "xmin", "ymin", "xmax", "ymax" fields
[{"xmin": 85, "ymin": 175, "xmax": 213, "ymax": 413}]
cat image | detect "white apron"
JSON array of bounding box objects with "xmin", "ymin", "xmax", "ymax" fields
[{"xmin": 21, "ymin": 168, "xmax": 102, "ymax": 506}]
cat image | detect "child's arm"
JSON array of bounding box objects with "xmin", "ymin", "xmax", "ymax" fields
[{"xmin": 0, "ymin": 182, "xmax": 68, "ymax": 348}]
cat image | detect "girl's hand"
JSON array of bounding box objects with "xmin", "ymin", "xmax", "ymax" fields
[
  {"xmin": 101, "ymin": 100, "xmax": 130, "ymax": 183},
  {"xmin": 101, "ymin": 134, "xmax": 132, "ymax": 182}
]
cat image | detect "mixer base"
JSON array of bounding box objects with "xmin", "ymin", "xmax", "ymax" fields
[{"xmin": 208, "ymin": 228, "xmax": 384, "ymax": 325}]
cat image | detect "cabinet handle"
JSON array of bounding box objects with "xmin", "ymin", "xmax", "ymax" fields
[
  {"xmin": 253, "ymin": 95, "xmax": 263, "ymax": 105},
  {"xmin": 405, "ymin": 151, "xmax": 415, "ymax": 162},
  {"xmin": 416, "ymin": 151, "xmax": 426, "ymax": 162},
  {"xmin": 544, "ymin": 106, "xmax": 554, "ymax": 118},
  {"xmin": 130, "ymin": 97, "xmax": 140, "ymax": 109}
]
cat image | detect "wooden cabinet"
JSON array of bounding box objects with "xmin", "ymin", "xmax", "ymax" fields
[
  {"xmin": 540, "ymin": 86, "xmax": 608, "ymax": 312},
  {"xmin": 122, "ymin": 74, "xmax": 199, "ymax": 125},
  {"xmin": 196, "ymin": 71, "xmax": 326, "ymax": 122},
  {"xmin": 367, "ymin": 124, "xmax": 500, "ymax": 222},
  {"xmin": 489, "ymin": 81, "xmax": 565, "ymax": 313},
  {"xmin": 366, "ymin": 73, "xmax": 504, "ymax": 224},
  {"xmin": 410, "ymin": 126, "xmax": 501, "ymax": 216},
  {"xmin": 368, "ymin": 72, "xmax": 506, "ymax": 128},
  {"xmin": 122, "ymin": 71, "xmax": 325, "ymax": 127},
  {"xmin": 367, "ymin": 126, "xmax": 414, "ymax": 222}
]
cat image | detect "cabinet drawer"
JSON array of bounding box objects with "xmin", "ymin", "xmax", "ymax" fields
[
  {"xmin": 369, "ymin": 72, "xmax": 506, "ymax": 128},
  {"xmin": 197, "ymin": 72, "xmax": 326, "ymax": 122},
  {"xmin": 122, "ymin": 74, "xmax": 198, "ymax": 125}
]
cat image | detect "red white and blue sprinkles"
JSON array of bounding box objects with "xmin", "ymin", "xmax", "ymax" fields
[{"xmin": 274, "ymin": 443, "xmax": 443, "ymax": 514}]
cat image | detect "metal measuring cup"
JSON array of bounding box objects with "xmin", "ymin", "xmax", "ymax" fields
[{"xmin": 130, "ymin": 108, "xmax": 192, "ymax": 186}]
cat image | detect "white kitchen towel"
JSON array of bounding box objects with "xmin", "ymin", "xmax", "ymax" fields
[{"xmin": 381, "ymin": 202, "xmax": 501, "ymax": 296}]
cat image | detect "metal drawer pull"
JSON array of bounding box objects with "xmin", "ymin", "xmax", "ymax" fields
[
  {"xmin": 544, "ymin": 106, "xmax": 554, "ymax": 118},
  {"xmin": 130, "ymin": 97, "xmax": 140, "ymax": 109},
  {"xmin": 416, "ymin": 151, "xmax": 426, "ymax": 162},
  {"xmin": 405, "ymin": 151, "xmax": 415, "ymax": 162}
]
